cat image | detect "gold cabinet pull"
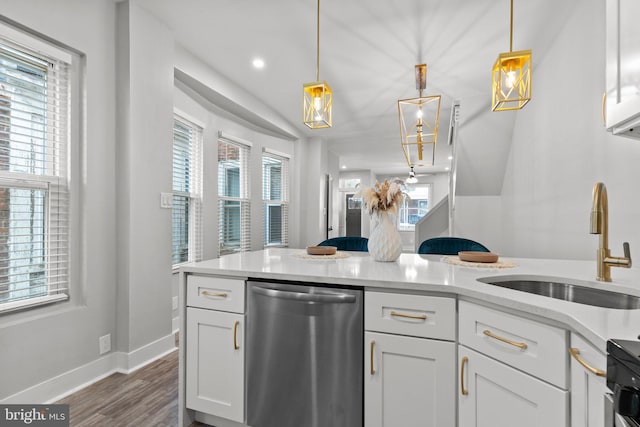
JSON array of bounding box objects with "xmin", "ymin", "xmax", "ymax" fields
[
  {"xmin": 460, "ymin": 356, "xmax": 469, "ymax": 395},
  {"xmin": 370, "ymin": 340, "xmax": 375, "ymax": 375},
  {"xmin": 602, "ymin": 92, "xmax": 607, "ymax": 127},
  {"xmin": 202, "ymin": 290, "xmax": 228, "ymax": 298},
  {"xmin": 390, "ymin": 310, "xmax": 427, "ymax": 320},
  {"xmin": 233, "ymin": 321, "xmax": 240, "ymax": 350},
  {"xmin": 483, "ymin": 329, "xmax": 528, "ymax": 350},
  {"xmin": 569, "ymin": 348, "xmax": 605, "ymax": 377}
]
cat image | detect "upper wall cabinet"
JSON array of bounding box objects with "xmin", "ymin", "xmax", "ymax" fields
[{"xmin": 605, "ymin": 0, "xmax": 640, "ymax": 139}]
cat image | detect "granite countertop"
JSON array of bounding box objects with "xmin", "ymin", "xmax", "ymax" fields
[{"xmin": 180, "ymin": 248, "xmax": 640, "ymax": 351}]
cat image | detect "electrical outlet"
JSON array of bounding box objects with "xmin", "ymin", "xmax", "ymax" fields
[
  {"xmin": 172, "ymin": 296, "xmax": 178, "ymax": 311},
  {"xmin": 99, "ymin": 334, "xmax": 111, "ymax": 355}
]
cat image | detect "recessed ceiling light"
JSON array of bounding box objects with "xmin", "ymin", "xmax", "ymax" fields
[
  {"xmin": 252, "ymin": 58, "xmax": 265, "ymax": 69},
  {"xmin": 341, "ymin": 165, "xmax": 347, "ymax": 169},
  {"xmin": 447, "ymin": 155, "xmax": 453, "ymax": 160},
  {"xmin": 445, "ymin": 167, "xmax": 450, "ymax": 171}
]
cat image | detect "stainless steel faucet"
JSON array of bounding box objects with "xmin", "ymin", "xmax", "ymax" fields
[{"xmin": 590, "ymin": 182, "xmax": 632, "ymax": 281}]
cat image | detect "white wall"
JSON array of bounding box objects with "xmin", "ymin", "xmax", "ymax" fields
[
  {"xmin": 0, "ymin": 0, "xmax": 117, "ymax": 400},
  {"xmin": 454, "ymin": 196, "xmax": 504, "ymax": 254},
  {"xmin": 499, "ymin": 0, "xmax": 640, "ymax": 260}
]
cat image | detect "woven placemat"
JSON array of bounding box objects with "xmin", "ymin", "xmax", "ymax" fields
[
  {"xmin": 442, "ymin": 255, "xmax": 517, "ymax": 269},
  {"xmin": 292, "ymin": 251, "xmax": 350, "ymax": 260}
]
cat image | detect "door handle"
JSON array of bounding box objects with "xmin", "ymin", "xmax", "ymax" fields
[
  {"xmin": 569, "ymin": 348, "xmax": 605, "ymax": 377},
  {"xmin": 370, "ymin": 340, "xmax": 375, "ymax": 375},
  {"xmin": 460, "ymin": 356, "xmax": 469, "ymax": 395},
  {"xmin": 252, "ymin": 286, "xmax": 356, "ymax": 303},
  {"xmin": 233, "ymin": 320, "xmax": 240, "ymax": 350},
  {"xmin": 483, "ymin": 329, "xmax": 528, "ymax": 350}
]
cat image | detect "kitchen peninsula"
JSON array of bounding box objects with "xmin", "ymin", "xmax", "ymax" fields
[{"xmin": 179, "ymin": 248, "xmax": 640, "ymax": 427}]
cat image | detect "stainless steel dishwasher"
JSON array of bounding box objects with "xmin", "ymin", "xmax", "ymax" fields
[{"xmin": 246, "ymin": 280, "xmax": 363, "ymax": 427}]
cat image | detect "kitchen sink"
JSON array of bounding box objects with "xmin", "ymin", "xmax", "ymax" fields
[{"xmin": 477, "ymin": 276, "xmax": 640, "ymax": 310}]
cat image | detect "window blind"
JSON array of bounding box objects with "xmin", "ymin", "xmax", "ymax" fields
[
  {"xmin": 262, "ymin": 152, "xmax": 289, "ymax": 247},
  {"xmin": 218, "ymin": 137, "xmax": 250, "ymax": 256},
  {"xmin": 172, "ymin": 115, "xmax": 202, "ymax": 266},
  {"xmin": 0, "ymin": 38, "xmax": 70, "ymax": 311}
]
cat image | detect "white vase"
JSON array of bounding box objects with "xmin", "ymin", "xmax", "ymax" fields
[{"xmin": 368, "ymin": 210, "xmax": 402, "ymax": 262}]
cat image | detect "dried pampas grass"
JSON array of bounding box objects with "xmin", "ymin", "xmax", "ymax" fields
[{"xmin": 357, "ymin": 179, "xmax": 405, "ymax": 215}]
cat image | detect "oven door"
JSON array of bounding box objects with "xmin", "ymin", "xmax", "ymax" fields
[{"xmin": 613, "ymin": 385, "xmax": 640, "ymax": 427}]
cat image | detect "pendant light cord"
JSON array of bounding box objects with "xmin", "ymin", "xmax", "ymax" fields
[
  {"xmin": 316, "ymin": 0, "xmax": 320, "ymax": 81},
  {"xmin": 509, "ymin": 0, "xmax": 513, "ymax": 52}
]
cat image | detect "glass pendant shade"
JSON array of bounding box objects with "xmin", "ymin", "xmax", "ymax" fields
[
  {"xmin": 492, "ymin": 49, "xmax": 532, "ymax": 111},
  {"xmin": 398, "ymin": 94, "xmax": 441, "ymax": 167},
  {"xmin": 303, "ymin": 81, "xmax": 332, "ymax": 129}
]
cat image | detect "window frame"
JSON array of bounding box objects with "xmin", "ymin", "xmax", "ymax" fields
[
  {"xmin": 262, "ymin": 149, "xmax": 289, "ymax": 248},
  {"xmin": 217, "ymin": 132, "xmax": 251, "ymax": 256},
  {"xmin": 0, "ymin": 22, "xmax": 77, "ymax": 314},
  {"xmin": 172, "ymin": 114, "xmax": 203, "ymax": 269},
  {"xmin": 398, "ymin": 183, "xmax": 432, "ymax": 231}
]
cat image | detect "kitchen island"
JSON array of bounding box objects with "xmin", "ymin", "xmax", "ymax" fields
[{"xmin": 178, "ymin": 248, "xmax": 640, "ymax": 427}]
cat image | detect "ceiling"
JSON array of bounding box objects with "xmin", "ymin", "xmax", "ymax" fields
[{"xmin": 136, "ymin": 0, "xmax": 576, "ymax": 177}]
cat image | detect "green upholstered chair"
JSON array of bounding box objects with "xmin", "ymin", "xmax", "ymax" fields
[
  {"xmin": 317, "ymin": 237, "xmax": 369, "ymax": 252},
  {"xmin": 417, "ymin": 237, "xmax": 490, "ymax": 255}
]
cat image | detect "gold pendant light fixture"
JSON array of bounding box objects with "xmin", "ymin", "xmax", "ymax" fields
[
  {"xmin": 492, "ymin": 0, "xmax": 531, "ymax": 111},
  {"xmin": 398, "ymin": 64, "xmax": 441, "ymax": 167},
  {"xmin": 303, "ymin": 0, "xmax": 332, "ymax": 129}
]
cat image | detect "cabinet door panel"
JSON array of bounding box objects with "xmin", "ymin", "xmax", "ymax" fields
[
  {"xmin": 186, "ymin": 307, "xmax": 244, "ymax": 422},
  {"xmin": 365, "ymin": 332, "xmax": 455, "ymax": 427},
  {"xmin": 459, "ymin": 346, "xmax": 568, "ymax": 427},
  {"xmin": 570, "ymin": 334, "xmax": 607, "ymax": 427}
]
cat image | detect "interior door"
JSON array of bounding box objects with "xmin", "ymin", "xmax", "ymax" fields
[{"xmin": 345, "ymin": 194, "xmax": 361, "ymax": 237}]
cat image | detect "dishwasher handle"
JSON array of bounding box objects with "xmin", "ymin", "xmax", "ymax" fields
[{"xmin": 251, "ymin": 285, "xmax": 356, "ymax": 304}]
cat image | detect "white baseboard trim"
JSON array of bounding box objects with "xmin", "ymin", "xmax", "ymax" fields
[
  {"xmin": 172, "ymin": 316, "xmax": 180, "ymax": 334},
  {"xmin": 115, "ymin": 333, "xmax": 177, "ymax": 374},
  {"xmin": 1, "ymin": 332, "xmax": 177, "ymax": 404}
]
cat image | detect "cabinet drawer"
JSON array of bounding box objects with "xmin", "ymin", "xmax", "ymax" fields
[
  {"xmin": 365, "ymin": 291, "xmax": 455, "ymax": 340},
  {"xmin": 459, "ymin": 300, "xmax": 567, "ymax": 388},
  {"xmin": 187, "ymin": 275, "xmax": 245, "ymax": 313}
]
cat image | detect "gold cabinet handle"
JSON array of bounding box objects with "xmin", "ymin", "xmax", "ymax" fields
[
  {"xmin": 390, "ymin": 310, "xmax": 427, "ymax": 320},
  {"xmin": 569, "ymin": 348, "xmax": 605, "ymax": 377},
  {"xmin": 602, "ymin": 92, "xmax": 607, "ymax": 127},
  {"xmin": 370, "ymin": 340, "xmax": 375, "ymax": 375},
  {"xmin": 233, "ymin": 321, "xmax": 240, "ymax": 350},
  {"xmin": 202, "ymin": 290, "xmax": 228, "ymax": 298},
  {"xmin": 460, "ymin": 356, "xmax": 469, "ymax": 395},
  {"xmin": 483, "ymin": 329, "xmax": 528, "ymax": 350}
]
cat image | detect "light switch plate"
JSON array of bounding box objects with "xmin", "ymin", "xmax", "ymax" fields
[{"xmin": 160, "ymin": 192, "xmax": 173, "ymax": 209}]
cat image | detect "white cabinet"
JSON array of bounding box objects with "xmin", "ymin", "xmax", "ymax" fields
[
  {"xmin": 605, "ymin": 0, "xmax": 640, "ymax": 138},
  {"xmin": 185, "ymin": 275, "xmax": 246, "ymax": 424},
  {"xmin": 569, "ymin": 333, "xmax": 607, "ymax": 427},
  {"xmin": 364, "ymin": 291, "xmax": 456, "ymax": 427},
  {"xmin": 458, "ymin": 347, "xmax": 569, "ymax": 427},
  {"xmin": 458, "ymin": 301, "xmax": 569, "ymax": 427}
]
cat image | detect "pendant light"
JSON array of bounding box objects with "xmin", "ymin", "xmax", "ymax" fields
[
  {"xmin": 303, "ymin": 0, "xmax": 332, "ymax": 129},
  {"xmin": 406, "ymin": 166, "xmax": 418, "ymax": 184},
  {"xmin": 491, "ymin": 0, "xmax": 531, "ymax": 111},
  {"xmin": 398, "ymin": 64, "xmax": 441, "ymax": 167}
]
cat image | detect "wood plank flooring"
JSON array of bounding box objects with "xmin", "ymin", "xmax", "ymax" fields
[{"xmin": 56, "ymin": 344, "xmax": 195, "ymax": 427}]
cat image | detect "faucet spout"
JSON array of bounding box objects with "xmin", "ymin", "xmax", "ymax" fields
[{"xmin": 589, "ymin": 182, "xmax": 631, "ymax": 282}]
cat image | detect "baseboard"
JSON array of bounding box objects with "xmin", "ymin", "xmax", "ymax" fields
[
  {"xmin": 1, "ymin": 332, "xmax": 177, "ymax": 404},
  {"xmin": 115, "ymin": 333, "xmax": 177, "ymax": 374},
  {"xmin": 2, "ymin": 353, "xmax": 118, "ymax": 404},
  {"xmin": 172, "ymin": 316, "xmax": 180, "ymax": 334}
]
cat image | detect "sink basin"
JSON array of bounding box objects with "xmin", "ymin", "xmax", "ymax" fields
[{"xmin": 477, "ymin": 276, "xmax": 640, "ymax": 309}]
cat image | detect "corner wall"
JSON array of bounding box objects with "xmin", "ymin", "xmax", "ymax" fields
[{"xmin": 500, "ymin": 0, "xmax": 640, "ymax": 260}]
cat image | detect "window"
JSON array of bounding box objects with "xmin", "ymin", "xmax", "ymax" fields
[
  {"xmin": 398, "ymin": 184, "xmax": 431, "ymax": 230},
  {"xmin": 172, "ymin": 115, "xmax": 202, "ymax": 266},
  {"xmin": 262, "ymin": 151, "xmax": 289, "ymax": 247},
  {"xmin": 218, "ymin": 134, "xmax": 250, "ymax": 255},
  {"xmin": 0, "ymin": 34, "xmax": 71, "ymax": 312}
]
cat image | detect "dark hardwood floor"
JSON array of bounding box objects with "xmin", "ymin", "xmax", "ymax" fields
[{"xmin": 57, "ymin": 347, "xmax": 183, "ymax": 427}]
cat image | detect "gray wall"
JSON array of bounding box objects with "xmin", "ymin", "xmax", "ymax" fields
[{"xmin": 0, "ymin": 0, "xmax": 117, "ymax": 399}]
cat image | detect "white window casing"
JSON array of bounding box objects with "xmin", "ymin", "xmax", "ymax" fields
[{"xmin": 262, "ymin": 149, "xmax": 289, "ymax": 248}]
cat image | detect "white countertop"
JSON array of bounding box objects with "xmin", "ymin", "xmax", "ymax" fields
[{"xmin": 181, "ymin": 248, "xmax": 640, "ymax": 351}]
